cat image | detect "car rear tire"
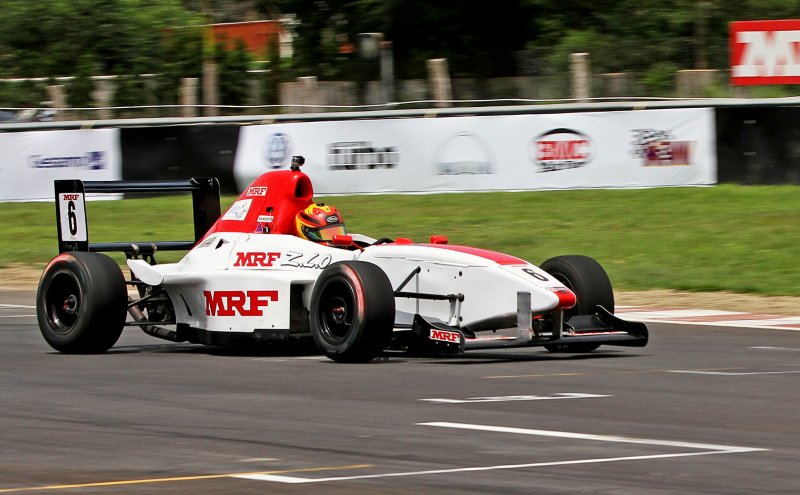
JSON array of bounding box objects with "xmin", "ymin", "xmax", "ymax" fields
[
  {"xmin": 36, "ymin": 252, "xmax": 127, "ymax": 353},
  {"xmin": 310, "ymin": 261, "xmax": 395, "ymax": 362},
  {"xmin": 540, "ymin": 255, "xmax": 614, "ymax": 353}
]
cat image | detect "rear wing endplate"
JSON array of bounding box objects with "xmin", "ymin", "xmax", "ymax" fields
[{"xmin": 54, "ymin": 178, "xmax": 221, "ymax": 255}]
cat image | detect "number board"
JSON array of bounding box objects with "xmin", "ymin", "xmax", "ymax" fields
[{"xmin": 58, "ymin": 192, "xmax": 88, "ymax": 242}]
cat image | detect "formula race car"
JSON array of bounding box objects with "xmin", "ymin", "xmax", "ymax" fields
[{"xmin": 36, "ymin": 156, "xmax": 648, "ymax": 362}]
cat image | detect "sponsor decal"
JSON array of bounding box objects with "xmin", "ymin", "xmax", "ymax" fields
[
  {"xmin": 29, "ymin": 151, "xmax": 107, "ymax": 170},
  {"xmin": 265, "ymin": 133, "xmax": 292, "ymax": 168},
  {"xmin": 280, "ymin": 251, "xmax": 332, "ymax": 269},
  {"xmin": 246, "ymin": 186, "xmax": 268, "ymax": 197},
  {"xmin": 731, "ymin": 20, "xmax": 800, "ymax": 85},
  {"xmin": 221, "ymin": 199, "xmax": 252, "ymax": 221},
  {"xmin": 58, "ymin": 192, "xmax": 87, "ymax": 242},
  {"xmin": 434, "ymin": 132, "xmax": 495, "ymax": 175},
  {"xmin": 233, "ymin": 251, "xmax": 281, "ymax": 267},
  {"xmin": 257, "ymin": 215, "xmax": 274, "ymax": 223},
  {"xmin": 204, "ymin": 290, "xmax": 278, "ymax": 316},
  {"xmin": 198, "ymin": 236, "xmax": 217, "ymax": 248},
  {"xmin": 529, "ymin": 128, "xmax": 592, "ymax": 172},
  {"xmin": 430, "ymin": 329, "xmax": 461, "ymax": 343},
  {"xmin": 326, "ymin": 141, "xmax": 399, "ymax": 170},
  {"xmin": 630, "ymin": 129, "xmax": 692, "ymax": 167}
]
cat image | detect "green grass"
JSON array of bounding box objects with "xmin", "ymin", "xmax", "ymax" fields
[{"xmin": 2, "ymin": 185, "xmax": 798, "ymax": 296}]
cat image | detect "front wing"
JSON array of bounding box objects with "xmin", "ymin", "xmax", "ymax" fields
[{"xmin": 397, "ymin": 292, "xmax": 648, "ymax": 355}]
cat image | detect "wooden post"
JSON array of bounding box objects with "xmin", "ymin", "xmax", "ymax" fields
[
  {"xmin": 47, "ymin": 85, "xmax": 68, "ymax": 121},
  {"xmin": 427, "ymin": 58, "xmax": 452, "ymax": 108},
  {"xmin": 180, "ymin": 78, "xmax": 198, "ymax": 118},
  {"xmin": 570, "ymin": 52, "xmax": 591, "ymax": 102},
  {"xmin": 202, "ymin": 60, "xmax": 219, "ymax": 117}
]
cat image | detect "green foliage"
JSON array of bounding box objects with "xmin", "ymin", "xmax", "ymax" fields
[
  {"xmin": 66, "ymin": 55, "xmax": 99, "ymax": 110},
  {"xmin": 216, "ymin": 38, "xmax": 254, "ymax": 106},
  {"xmin": 0, "ymin": 0, "xmax": 201, "ymax": 78},
  {"xmin": 2, "ymin": 186, "xmax": 799, "ymax": 296},
  {"xmin": 8, "ymin": 1, "xmax": 800, "ymax": 106},
  {"xmin": 641, "ymin": 62, "xmax": 679, "ymax": 96}
]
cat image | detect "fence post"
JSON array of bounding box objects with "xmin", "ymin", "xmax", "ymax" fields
[
  {"xmin": 202, "ymin": 60, "xmax": 219, "ymax": 116},
  {"xmin": 180, "ymin": 78, "xmax": 198, "ymax": 118},
  {"xmin": 427, "ymin": 58, "xmax": 452, "ymax": 107},
  {"xmin": 380, "ymin": 40, "xmax": 395, "ymax": 104},
  {"xmin": 47, "ymin": 85, "xmax": 68, "ymax": 121},
  {"xmin": 299, "ymin": 76, "xmax": 319, "ymax": 113},
  {"xmin": 92, "ymin": 76, "xmax": 115, "ymax": 120},
  {"xmin": 570, "ymin": 52, "xmax": 591, "ymax": 102}
]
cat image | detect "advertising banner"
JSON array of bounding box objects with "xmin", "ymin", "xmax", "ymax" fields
[
  {"xmin": 0, "ymin": 129, "xmax": 121, "ymax": 201},
  {"xmin": 731, "ymin": 19, "xmax": 800, "ymax": 86},
  {"xmin": 234, "ymin": 108, "xmax": 716, "ymax": 195}
]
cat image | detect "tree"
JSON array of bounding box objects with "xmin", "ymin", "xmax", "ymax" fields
[{"xmin": 0, "ymin": 0, "xmax": 203, "ymax": 78}]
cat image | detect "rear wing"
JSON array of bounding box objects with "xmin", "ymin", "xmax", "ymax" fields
[{"xmin": 54, "ymin": 178, "xmax": 221, "ymax": 255}]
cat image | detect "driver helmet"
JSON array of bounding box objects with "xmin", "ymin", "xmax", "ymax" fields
[{"xmin": 295, "ymin": 203, "xmax": 346, "ymax": 242}]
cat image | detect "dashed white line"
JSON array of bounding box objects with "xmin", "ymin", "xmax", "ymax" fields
[
  {"xmin": 669, "ymin": 370, "xmax": 800, "ymax": 376},
  {"xmin": 420, "ymin": 392, "xmax": 609, "ymax": 404}
]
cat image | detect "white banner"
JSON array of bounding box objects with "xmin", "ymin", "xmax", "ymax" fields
[
  {"xmin": 234, "ymin": 108, "xmax": 716, "ymax": 194},
  {"xmin": 0, "ymin": 129, "xmax": 122, "ymax": 201}
]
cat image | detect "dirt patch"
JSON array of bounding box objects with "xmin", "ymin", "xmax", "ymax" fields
[
  {"xmin": 3, "ymin": 265, "xmax": 798, "ymax": 316},
  {"xmin": 617, "ymin": 290, "xmax": 800, "ymax": 316}
]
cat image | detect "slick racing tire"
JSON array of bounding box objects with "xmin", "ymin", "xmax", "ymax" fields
[
  {"xmin": 540, "ymin": 255, "xmax": 614, "ymax": 353},
  {"xmin": 310, "ymin": 261, "xmax": 395, "ymax": 363},
  {"xmin": 36, "ymin": 252, "xmax": 127, "ymax": 354}
]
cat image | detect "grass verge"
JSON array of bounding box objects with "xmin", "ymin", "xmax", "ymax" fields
[{"xmin": 1, "ymin": 185, "xmax": 797, "ymax": 297}]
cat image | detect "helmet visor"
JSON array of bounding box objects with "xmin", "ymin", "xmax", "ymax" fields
[{"xmin": 303, "ymin": 224, "xmax": 346, "ymax": 241}]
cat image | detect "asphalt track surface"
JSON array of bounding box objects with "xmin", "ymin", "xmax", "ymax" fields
[{"xmin": 1, "ymin": 290, "xmax": 798, "ymax": 494}]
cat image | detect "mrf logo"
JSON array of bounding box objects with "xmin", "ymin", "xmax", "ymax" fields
[
  {"xmin": 61, "ymin": 194, "xmax": 81, "ymax": 201},
  {"xmin": 529, "ymin": 128, "xmax": 593, "ymax": 172},
  {"xmin": 233, "ymin": 252, "xmax": 281, "ymax": 267},
  {"xmin": 204, "ymin": 290, "xmax": 278, "ymax": 316},
  {"xmin": 246, "ymin": 186, "xmax": 268, "ymax": 197},
  {"xmin": 731, "ymin": 20, "xmax": 800, "ymax": 85},
  {"xmin": 430, "ymin": 329, "xmax": 461, "ymax": 343}
]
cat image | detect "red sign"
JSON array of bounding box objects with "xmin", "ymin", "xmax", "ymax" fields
[
  {"xmin": 204, "ymin": 290, "xmax": 278, "ymax": 316},
  {"xmin": 731, "ymin": 20, "xmax": 800, "ymax": 85}
]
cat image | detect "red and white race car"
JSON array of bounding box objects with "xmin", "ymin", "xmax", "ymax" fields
[{"xmin": 36, "ymin": 156, "xmax": 648, "ymax": 362}]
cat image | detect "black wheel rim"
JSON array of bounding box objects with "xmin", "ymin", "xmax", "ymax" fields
[
  {"xmin": 44, "ymin": 272, "xmax": 81, "ymax": 334},
  {"xmin": 318, "ymin": 278, "xmax": 355, "ymax": 344}
]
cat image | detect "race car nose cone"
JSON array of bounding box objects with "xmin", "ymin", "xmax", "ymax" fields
[{"xmin": 551, "ymin": 287, "xmax": 577, "ymax": 310}]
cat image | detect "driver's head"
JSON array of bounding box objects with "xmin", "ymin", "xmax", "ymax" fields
[{"xmin": 295, "ymin": 203, "xmax": 346, "ymax": 242}]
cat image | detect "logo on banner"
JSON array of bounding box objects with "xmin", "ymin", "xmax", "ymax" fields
[
  {"xmin": 630, "ymin": 129, "xmax": 692, "ymax": 167},
  {"xmin": 731, "ymin": 20, "xmax": 800, "ymax": 85},
  {"xmin": 433, "ymin": 132, "xmax": 495, "ymax": 175},
  {"xmin": 29, "ymin": 151, "xmax": 107, "ymax": 170},
  {"xmin": 529, "ymin": 129, "xmax": 593, "ymax": 172},
  {"xmin": 326, "ymin": 141, "xmax": 399, "ymax": 170},
  {"xmin": 265, "ymin": 133, "xmax": 291, "ymax": 168}
]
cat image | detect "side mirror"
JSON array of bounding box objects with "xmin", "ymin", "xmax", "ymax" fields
[{"xmin": 331, "ymin": 234, "xmax": 354, "ymax": 247}]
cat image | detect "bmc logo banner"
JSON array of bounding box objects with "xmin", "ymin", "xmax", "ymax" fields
[{"xmin": 731, "ymin": 20, "xmax": 800, "ymax": 85}]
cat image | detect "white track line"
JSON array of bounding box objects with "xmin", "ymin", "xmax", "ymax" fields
[{"xmin": 234, "ymin": 422, "xmax": 765, "ymax": 484}]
